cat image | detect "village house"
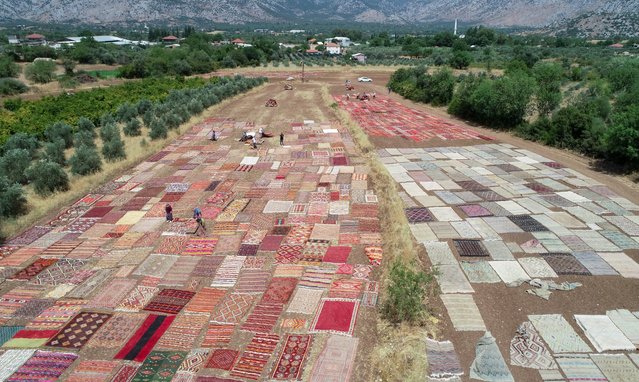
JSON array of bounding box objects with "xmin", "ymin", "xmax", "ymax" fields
[{"xmin": 325, "ymin": 42, "xmax": 342, "ymax": 55}]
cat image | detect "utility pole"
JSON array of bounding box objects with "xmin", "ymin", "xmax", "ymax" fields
[{"xmin": 300, "ymin": 60, "xmax": 305, "ymax": 83}]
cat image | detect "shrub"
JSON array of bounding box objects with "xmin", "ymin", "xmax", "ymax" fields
[
  {"xmin": 0, "ymin": 149, "xmax": 32, "ymax": 184},
  {"xmin": 99, "ymin": 122, "xmax": 119, "ymax": 142},
  {"xmin": 77, "ymin": 117, "xmax": 96, "ymax": 137},
  {"xmin": 2, "ymin": 132, "xmax": 39, "ymax": 157},
  {"xmin": 102, "ymin": 131, "xmax": 126, "ymax": 162},
  {"xmin": 164, "ymin": 113, "xmax": 181, "ymax": 130},
  {"xmin": 187, "ymin": 99, "xmax": 204, "ymax": 115},
  {"xmin": 116, "ymin": 102, "xmax": 138, "ymax": 122},
  {"xmin": 136, "ymin": 99, "xmax": 153, "ymax": 115},
  {"xmin": 44, "ymin": 139, "xmax": 66, "ymax": 165},
  {"xmin": 100, "ymin": 113, "xmax": 116, "ymax": 127},
  {"xmin": 0, "ymin": 55, "xmax": 20, "ymax": 77},
  {"xmin": 25, "ymin": 59, "xmax": 57, "ymax": 83},
  {"xmin": 69, "ymin": 145, "xmax": 102, "ymax": 175},
  {"xmin": 0, "ymin": 78, "xmax": 28, "ymax": 96},
  {"xmin": 74, "ymin": 130, "xmax": 96, "ymax": 148},
  {"xmin": 26, "ymin": 160, "xmax": 69, "ymax": 196},
  {"xmin": 123, "ymin": 118, "xmax": 142, "ymax": 136},
  {"xmin": 382, "ymin": 261, "xmax": 434, "ymax": 325},
  {"xmin": 44, "ymin": 122, "xmax": 73, "ymax": 148},
  {"xmin": 149, "ymin": 118, "xmax": 168, "ymax": 140},
  {"xmin": 0, "ymin": 176, "xmax": 27, "ymax": 217},
  {"xmin": 604, "ymin": 106, "xmax": 639, "ymax": 167}
]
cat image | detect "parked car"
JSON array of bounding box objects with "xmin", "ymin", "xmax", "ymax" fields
[{"xmin": 357, "ymin": 77, "xmax": 373, "ymax": 82}]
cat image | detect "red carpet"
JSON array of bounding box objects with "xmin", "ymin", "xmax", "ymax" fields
[{"xmin": 311, "ymin": 299, "xmax": 359, "ymax": 336}]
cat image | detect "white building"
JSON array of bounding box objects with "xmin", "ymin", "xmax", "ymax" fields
[
  {"xmin": 325, "ymin": 42, "xmax": 342, "ymax": 55},
  {"xmin": 332, "ymin": 36, "xmax": 352, "ymax": 47}
]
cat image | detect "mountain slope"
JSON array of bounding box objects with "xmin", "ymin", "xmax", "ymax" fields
[{"xmin": 0, "ymin": 0, "xmax": 637, "ymax": 30}]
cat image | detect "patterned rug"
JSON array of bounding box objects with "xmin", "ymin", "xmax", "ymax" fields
[
  {"xmin": 540, "ymin": 253, "xmax": 592, "ymax": 276},
  {"xmin": 272, "ymin": 334, "xmax": 312, "ymax": 380},
  {"xmin": 441, "ymin": 294, "xmax": 486, "ymax": 331},
  {"xmin": 202, "ymin": 323, "xmax": 235, "ymax": 348},
  {"xmin": 131, "ymin": 351, "xmax": 186, "ymax": 382},
  {"xmin": 206, "ymin": 349, "xmax": 239, "ymax": 370},
  {"xmin": 210, "ymin": 256, "xmax": 245, "ymax": 287},
  {"xmin": 210, "ymin": 293, "xmax": 256, "ymax": 324},
  {"xmin": 329, "ymin": 279, "xmax": 364, "ymax": 299},
  {"xmin": 405, "ymin": 207, "xmax": 434, "ymax": 223},
  {"xmin": 425, "ymin": 338, "xmax": 464, "ymax": 379},
  {"xmin": 156, "ymin": 313, "xmax": 208, "ymax": 351},
  {"xmin": 230, "ymin": 333, "xmax": 280, "ymax": 380},
  {"xmin": 192, "ymin": 256, "xmax": 224, "ymax": 278},
  {"xmin": 10, "ymin": 258, "xmax": 58, "ymax": 280},
  {"xmin": 453, "ymin": 239, "xmax": 490, "ymax": 257},
  {"xmin": 182, "ymin": 238, "xmax": 218, "ymax": 256},
  {"xmin": 144, "ymin": 288, "xmax": 195, "ymax": 314},
  {"xmin": 66, "ymin": 360, "xmax": 120, "ymax": 382},
  {"xmin": 0, "ymin": 349, "xmax": 36, "ymax": 381},
  {"xmin": 262, "ymin": 277, "xmax": 298, "ymax": 303},
  {"xmin": 556, "ymin": 354, "xmax": 607, "ymax": 382},
  {"xmin": 510, "ymin": 321, "xmax": 557, "ymax": 369},
  {"xmin": 88, "ymin": 278, "xmax": 137, "ymax": 309},
  {"xmin": 299, "ymin": 266, "xmax": 335, "ymax": 289},
  {"xmin": 116, "ymin": 285, "xmax": 159, "ymax": 312},
  {"xmin": 86, "ymin": 312, "xmax": 146, "ymax": 349},
  {"xmin": 115, "ymin": 314, "xmax": 176, "ymax": 362},
  {"xmin": 184, "ymin": 288, "xmax": 226, "ymax": 314},
  {"xmin": 287, "ymin": 287, "xmax": 324, "ymax": 315},
  {"xmin": 6, "ymin": 350, "xmax": 78, "ymax": 381},
  {"xmin": 309, "ymin": 334, "xmax": 358, "ymax": 381},
  {"xmin": 590, "ymin": 354, "xmax": 639, "ymax": 381},
  {"xmin": 507, "ymin": 215, "xmax": 549, "ymax": 232},
  {"xmin": 470, "ymin": 332, "xmax": 514, "ymax": 382},
  {"xmin": 460, "ymin": 204, "xmax": 493, "ymax": 218},
  {"xmin": 241, "ymin": 302, "xmax": 284, "ymax": 333},
  {"xmin": 311, "ymin": 298, "xmax": 359, "ymax": 336},
  {"xmin": 529, "ymin": 314, "xmax": 592, "ymax": 353},
  {"xmin": 46, "ymin": 311, "xmax": 112, "ymax": 349},
  {"xmin": 234, "ymin": 270, "xmax": 270, "ymax": 294}
]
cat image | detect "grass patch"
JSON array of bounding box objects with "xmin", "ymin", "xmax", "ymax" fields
[
  {"xmin": 323, "ymin": 86, "xmax": 438, "ymax": 381},
  {"xmin": 86, "ymin": 69, "xmax": 120, "ymax": 79},
  {"xmin": 1, "ymin": 83, "xmax": 267, "ymax": 240}
]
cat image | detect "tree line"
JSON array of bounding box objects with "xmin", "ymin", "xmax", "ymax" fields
[{"xmin": 388, "ymin": 57, "xmax": 639, "ymax": 170}]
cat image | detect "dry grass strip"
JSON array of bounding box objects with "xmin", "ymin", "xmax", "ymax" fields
[{"xmin": 322, "ymin": 85, "xmax": 436, "ymax": 382}]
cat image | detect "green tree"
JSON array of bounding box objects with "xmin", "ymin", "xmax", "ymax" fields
[
  {"xmin": 77, "ymin": 117, "xmax": 96, "ymax": 137},
  {"xmin": 2, "ymin": 132, "xmax": 39, "ymax": 157},
  {"xmin": 44, "ymin": 122, "xmax": 74, "ymax": 148},
  {"xmin": 465, "ymin": 26, "xmax": 496, "ymax": 46},
  {"xmin": 62, "ymin": 58, "xmax": 76, "ymax": 75},
  {"xmin": 0, "ymin": 149, "xmax": 31, "ymax": 184},
  {"xmin": 149, "ymin": 118, "xmax": 168, "ymax": 140},
  {"xmin": 605, "ymin": 106, "xmax": 639, "ymax": 167},
  {"xmin": 0, "ymin": 176, "xmax": 27, "ymax": 217},
  {"xmin": 74, "ymin": 130, "xmax": 96, "ymax": 148},
  {"xmin": 44, "ymin": 139, "xmax": 66, "ymax": 166},
  {"xmin": 123, "ymin": 118, "xmax": 142, "ymax": 136},
  {"xmin": 102, "ymin": 128, "xmax": 126, "ymax": 162},
  {"xmin": 100, "ymin": 122, "xmax": 119, "ymax": 142},
  {"xmin": 533, "ymin": 62, "xmax": 563, "ymax": 116},
  {"xmin": 449, "ymin": 51, "xmax": 472, "ymax": 69},
  {"xmin": 0, "ymin": 55, "xmax": 20, "ymax": 77},
  {"xmin": 0, "ymin": 78, "xmax": 28, "ymax": 95},
  {"xmin": 69, "ymin": 145, "xmax": 102, "ymax": 175},
  {"xmin": 116, "ymin": 102, "xmax": 138, "ymax": 122},
  {"xmin": 24, "ymin": 59, "xmax": 57, "ymax": 83},
  {"xmin": 26, "ymin": 160, "xmax": 69, "ymax": 196}
]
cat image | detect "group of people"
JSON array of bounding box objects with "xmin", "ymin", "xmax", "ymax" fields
[
  {"xmin": 345, "ymin": 92, "xmax": 376, "ymax": 101},
  {"xmin": 165, "ymin": 204, "xmax": 206, "ymax": 235}
]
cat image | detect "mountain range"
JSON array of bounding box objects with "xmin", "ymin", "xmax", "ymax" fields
[{"xmin": 1, "ymin": 0, "xmax": 638, "ymax": 34}]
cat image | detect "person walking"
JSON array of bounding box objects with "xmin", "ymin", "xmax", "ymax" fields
[
  {"xmin": 252, "ymin": 135, "xmax": 257, "ymax": 149},
  {"xmin": 165, "ymin": 204, "xmax": 173, "ymax": 222},
  {"xmin": 210, "ymin": 130, "xmax": 217, "ymax": 141},
  {"xmin": 193, "ymin": 207, "xmax": 205, "ymax": 235},
  {"xmin": 279, "ymin": 132, "xmax": 284, "ymax": 146}
]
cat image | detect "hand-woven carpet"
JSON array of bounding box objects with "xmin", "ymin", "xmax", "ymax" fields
[{"xmin": 311, "ymin": 298, "xmax": 359, "ymax": 336}]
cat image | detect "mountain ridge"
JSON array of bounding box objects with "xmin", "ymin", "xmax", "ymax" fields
[{"xmin": 0, "ymin": 0, "xmax": 638, "ymax": 34}]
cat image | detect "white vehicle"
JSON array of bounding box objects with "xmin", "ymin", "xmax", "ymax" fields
[{"xmin": 357, "ymin": 76, "xmax": 373, "ymax": 82}]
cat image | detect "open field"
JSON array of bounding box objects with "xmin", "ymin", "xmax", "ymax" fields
[{"xmin": 0, "ymin": 69, "xmax": 638, "ymax": 381}]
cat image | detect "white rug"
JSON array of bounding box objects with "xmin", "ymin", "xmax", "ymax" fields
[
  {"xmin": 489, "ymin": 261, "xmax": 531, "ymax": 284},
  {"xmin": 575, "ymin": 315, "xmax": 635, "ymax": 352}
]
